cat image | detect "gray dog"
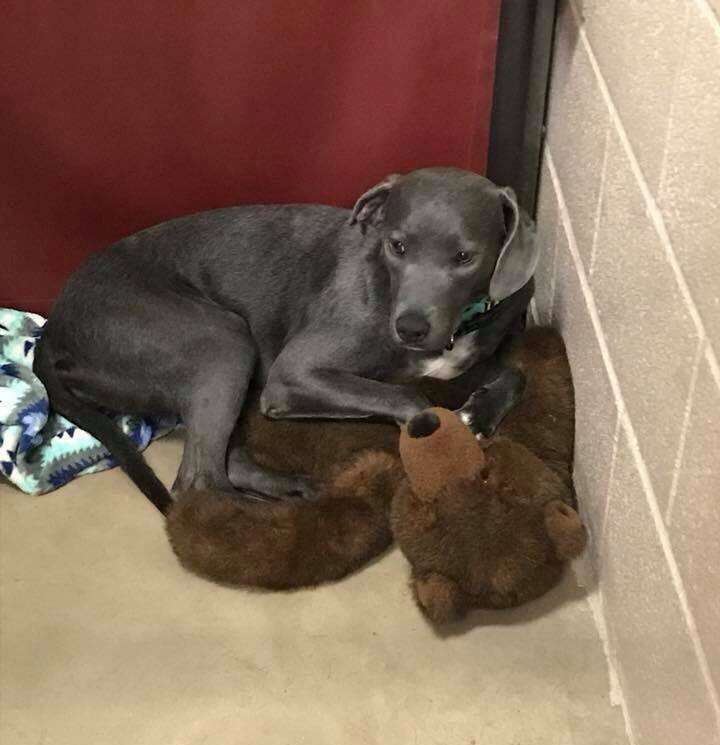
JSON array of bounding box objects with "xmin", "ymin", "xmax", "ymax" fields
[{"xmin": 34, "ymin": 168, "xmax": 539, "ymax": 513}]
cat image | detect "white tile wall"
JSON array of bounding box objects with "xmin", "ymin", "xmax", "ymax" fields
[{"xmin": 536, "ymin": 1, "xmax": 720, "ymax": 742}]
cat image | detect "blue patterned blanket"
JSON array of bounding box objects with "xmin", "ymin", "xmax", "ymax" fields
[{"xmin": 0, "ymin": 308, "xmax": 178, "ymax": 494}]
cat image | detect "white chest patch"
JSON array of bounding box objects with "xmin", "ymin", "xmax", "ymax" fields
[{"xmin": 420, "ymin": 332, "xmax": 480, "ymax": 380}]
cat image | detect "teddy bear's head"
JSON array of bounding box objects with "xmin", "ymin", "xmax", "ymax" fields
[{"xmin": 391, "ymin": 407, "xmax": 586, "ymax": 624}]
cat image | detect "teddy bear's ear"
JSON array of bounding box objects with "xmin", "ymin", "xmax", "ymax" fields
[
  {"xmin": 400, "ymin": 408, "xmax": 485, "ymax": 501},
  {"xmin": 544, "ymin": 500, "xmax": 587, "ymax": 560}
]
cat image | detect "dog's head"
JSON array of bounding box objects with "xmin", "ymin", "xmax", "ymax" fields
[{"xmin": 350, "ymin": 168, "xmax": 539, "ymax": 352}]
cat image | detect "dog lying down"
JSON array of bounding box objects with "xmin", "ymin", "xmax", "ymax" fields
[{"xmin": 166, "ymin": 328, "xmax": 586, "ymax": 618}]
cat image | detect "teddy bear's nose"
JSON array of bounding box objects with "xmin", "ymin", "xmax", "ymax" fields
[{"xmin": 407, "ymin": 410, "xmax": 441, "ymax": 438}]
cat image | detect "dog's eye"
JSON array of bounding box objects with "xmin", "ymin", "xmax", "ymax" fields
[
  {"xmin": 388, "ymin": 239, "xmax": 406, "ymax": 257},
  {"xmin": 455, "ymin": 250, "xmax": 473, "ymax": 265}
]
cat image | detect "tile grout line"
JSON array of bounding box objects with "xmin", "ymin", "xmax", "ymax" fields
[
  {"xmin": 546, "ymin": 154, "xmax": 624, "ymax": 414},
  {"xmin": 665, "ymin": 338, "xmax": 705, "ymax": 526},
  {"xmin": 546, "ymin": 214, "xmax": 561, "ymax": 324},
  {"xmin": 584, "ymin": 583, "xmax": 637, "ymax": 744},
  {"xmin": 546, "ymin": 150, "xmax": 637, "ymax": 744},
  {"xmin": 546, "ymin": 147, "xmax": 720, "ymax": 732},
  {"xmin": 532, "ymin": 162, "xmax": 560, "ymax": 326},
  {"xmin": 656, "ymin": 0, "xmax": 692, "ymax": 200},
  {"xmin": 694, "ymin": 0, "xmax": 720, "ymax": 31},
  {"xmin": 598, "ymin": 590, "xmax": 635, "ymax": 743},
  {"xmin": 568, "ymin": 0, "xmax": 720, "ymax": 381},
  {"xmin": 617, "ymin": 410, "xmax": 720, "ymax": 735},
  {"xmin": 705, "ymin": 343, "xmax": 720, "ymax": 389},
  {"xmin": 600, "ymin": 414, "xmax": 623, "ymax": 545},
  {"xmin": 588, "ymin": 125, "xmax": 612, "ymax": 279}
]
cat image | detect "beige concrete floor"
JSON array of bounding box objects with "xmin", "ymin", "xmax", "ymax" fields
[{"xmin": 1, "ymin": 432, "xmax": 629, "ymax": 745}]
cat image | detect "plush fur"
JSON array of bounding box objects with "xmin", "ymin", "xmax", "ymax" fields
[
  {"xmin": 393, "ymin": 415, "xmax": 583, "ymax": 622},
  {"xmin": 166, "ymin": 327, "xmax": 586, "ymax": 618},
  {"xmin": 167, "ymin": 403, "xmax": 403, "ymax": 589},
  {"xmin": 167, "ymin": 452, "xmax": 401, "ymax": 590}
]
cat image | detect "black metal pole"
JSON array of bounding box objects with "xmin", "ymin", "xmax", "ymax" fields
[{"xmin": 486, "ymin": 0, "xmax": 558, "ymax": 217}]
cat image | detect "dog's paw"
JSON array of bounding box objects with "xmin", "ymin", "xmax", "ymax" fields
[
  {"xmin": 277, "ymin": 474, "xmax": 317, "ymax": 501},
  {"xmin": 228, "ymin": 463, "xmax": 317, "ymax": 502},
  {"xmin": 457, "ymin": 388, "xmax": 491, "ymax": 437},
  {"xmin": 457, "ymin": 367, "xmax": 526, "ymax": 438}
]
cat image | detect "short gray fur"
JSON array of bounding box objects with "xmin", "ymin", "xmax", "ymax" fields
[{"xmin": 33, "ymin": 167, "xmax": 537, "ymax": 511}]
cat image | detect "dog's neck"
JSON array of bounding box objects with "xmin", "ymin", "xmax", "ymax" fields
[
  {"xmin": 422, "ymin": 296, "xmax": 511, "ymax": 380},
  {"xmin": 420, "ymin": 331, "xmax": 482, "ymax": 380}
]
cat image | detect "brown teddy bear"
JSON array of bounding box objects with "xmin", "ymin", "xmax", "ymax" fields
[
  {"xmin": 394, "ymin": 407, "xmax": 585, "ymax": 622},
  {"xmin": 166, "ymin": 406, "xmax": 404, "ymax": 589},
  {"xmin": 166, "ymin": 328, "xmax": 586, "ymax": 619}
]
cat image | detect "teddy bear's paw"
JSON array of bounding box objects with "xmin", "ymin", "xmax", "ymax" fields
[
  {"xmin": 413, "ymin": 573, "xmax": 464, "ymax": 624},
  {"xmin": 544, "ymin": 500, "xmax": 587, "ymax": 560}
]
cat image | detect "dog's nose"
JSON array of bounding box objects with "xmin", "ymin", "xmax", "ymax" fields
[{"xmin": 395, "ymin": 312, "xmax": 431, "ymax": 344}]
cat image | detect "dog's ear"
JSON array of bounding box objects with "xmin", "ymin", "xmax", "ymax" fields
[
  {"xmin": 349, "ymin": 174, "xmax": 401, "ymax": 226},
  {"xmin": 488, "ymin": 187, "xmax": 540, "ymax": 301}
]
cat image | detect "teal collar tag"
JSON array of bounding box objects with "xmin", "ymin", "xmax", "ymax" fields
[{"xmin": 454, "ymin": 295, "xmax": 499, "ymax": 338}]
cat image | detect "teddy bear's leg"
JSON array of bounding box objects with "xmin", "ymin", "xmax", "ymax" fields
[
  {"xmin": 413, "ymin": 572, "xmax": 465, "ymax": 624},
  {"xmin": 327, "ymin": 451, "xmax": 403, "ymax": 510}
]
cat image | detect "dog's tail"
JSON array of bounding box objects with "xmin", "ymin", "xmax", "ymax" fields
[{"xmin": 33, "ymin": 340, "xmax": 173, "ymax": 515}]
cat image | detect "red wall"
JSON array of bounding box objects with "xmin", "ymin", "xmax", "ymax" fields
[{"xmin": 1, "ymin": 1, "xmax": 500, "ymax": 315}]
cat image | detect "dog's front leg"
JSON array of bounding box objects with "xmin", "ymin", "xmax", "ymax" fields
[{"xmin": 261, "ymin": 367, "xmax": 429, "ymax": 425}]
